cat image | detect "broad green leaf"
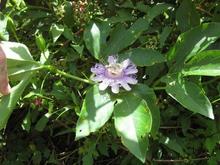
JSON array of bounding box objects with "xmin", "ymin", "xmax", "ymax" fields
[
  {"xmin": 50, "ymin": 24, "xmax": 64, "ymax": 43},
  {"xmin": 132, "ymin": 84, "xmax": 160, "ymax": 137},
  {"xmin": 0, "ymin": 73, "xmax": 32, "ymax": 130},
  {"xmin": 167, "ymin": 23, "xmax": 220, "ymax": 72},
  {"xmin": 159, "ymin": 136, "xmax": 186, "ymax": 156},
  {"xmin": 147, "ymin": 3, "xmax": 172, "ymax": 21},
  {"xmin": 75, "ymin": 85, "xmax": 114, "ymax": 140},
  {"xmin": 114, "ymin": 94, "xmax": 152, "ymax": 163},
  {"xmin": 7, "ymin": 59, "xmax": 41, "ymax": 78},
  {"xmin": 1, "ymin": 41, "xmax": 34, "ymax": 61},
  {"xmin": 84, "ymin": 22, "xmax": 110, "ymax": 59},
  {"xmin": 119, "ymin": 48, "xmax": 166, "ymax": 66},
  {"xmin": 183, "ymin": 50, "xmax": 220, "ymax": 76},
  {"xmin": 103, "ymin": 17, "xmax": 150, "ymax": 56},
  {"xmin": 1, "ymin": 42, "xmax": 42, "ymax": 79},
  {"xmin": 176, "ymin": 0, "xmax": 200, "ymax": 32},
  {"xmin": 165, "ymin": 75, "xmax": 214, "ymax": 119}
]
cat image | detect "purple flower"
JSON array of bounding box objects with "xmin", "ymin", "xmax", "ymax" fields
[{"xmin": 91, "ymin": 56, "xmax": 138, "ymax": 94}]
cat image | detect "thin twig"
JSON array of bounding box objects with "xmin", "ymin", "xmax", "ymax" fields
[
  {"xmin": 152, "ymin": 157, "xmax": 208, "ymax": 163},
  {"xmin": 196, "ymin": 6, "xmax": 212, "ymax": 16},
  {"xmin": 160, "ymin": 126, "xmax": 182, "ymax": 129}
]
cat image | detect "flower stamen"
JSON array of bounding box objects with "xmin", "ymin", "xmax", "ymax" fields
[{"xmin": 91, "ymin": 55, "xmax": 138, "ymax": 94}]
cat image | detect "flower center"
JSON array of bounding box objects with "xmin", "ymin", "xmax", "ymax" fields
[{"xmin": 106, "ymin": 63, "xmax": 123, "ymax": 78}]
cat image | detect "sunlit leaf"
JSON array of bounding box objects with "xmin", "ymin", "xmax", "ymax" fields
[
  {"xmin": 132, "ymin": 84, "xmax": 160, "ymax": 137},
  {"xmin": 84, "ymin": 22, "xmax": 110, "ymax": 59},
  {"xmin": 50, "ymin": 24, "xmax": 64, "ymax": 43},
  {"xmin": 183, "ymin": 50, "xmax": 220, "ymax": 76},
  {"xmin": 167, "ymin": 22, "xmax": 220, "ymax": 72},
  {"xmin": 75, "ymin": 85, "xmax": 114, "ymax": 140},
  {"xmin": 114, "ymin": 94, "xmax": 152, "ymax": 163},
  {"xmin": 1, "ymin": 41, "xmax": 42, "ymax": 79},
  {"xmin": 0, "ymin": 13, "xmax": 9, "ymax": 41},
  {"xmin": 165, "ymin": 75, "xmax": 214, "ymax": 119},
  {"xmin": 0, "ymin": 73, "xmax": 32, "ymax": 130}
]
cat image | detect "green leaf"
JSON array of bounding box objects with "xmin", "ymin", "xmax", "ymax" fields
[
  {"xmin": 6, "ymin": 16, "xmax": 17, "ymax": 39},
  {"xmin": 136, "ymin": 2, "xmax": 150, "ymax": 13},
  {"xmin": 165, "ymin": 75, "xmax": 214, "ymax": 119},
  {"xmin": 63, "ymin": 1, "xmax": 74, "ymax": 28},
  {"xmin": 7, "ymin": 60, "xmax": 41, "ymax": 76},
  {"xmin": 40, "ymin": 49, "xmax": 50, "ymax": 64},
  {"xmin": 132, "ymin": 84, "xmax": 160, "ymax": 137},
  {"xmin": 75, "ymin": 85, "xmax": 114, "ymax": 140},
  {"xmin": 183, "ymin": 50, "xmax": 220, "ymax": 76},
  {"xmin": 167, "ymin": 22, "xmax": 220, "ymax": 72},
  {"xmin": 108, "ymin": 9, "xmax": 135, "ymax": 23},
  {"xmin": 114, "ymin": 94, "xmax": 152, "ymax": 163},
  {"xmin": 1, "ymin": 41, "xmax": 42, "ymax": 79},
  {"xmin": 84, "ymin": 22, "xmax": 110, "ymax": 59},
  {"xmin": 1, "ymin": 41, "xmax": 34, "ymax": 61},
  {"xmin": 35, "ymin": 113, "xmax": 51, "ymax": 132},
  {"xmin": 50, "ymin": 24, "xmax": 64, "ymax": 43},
  {"xmin": 83, "ymin": 153, "xmax": 93, "ymax": 165},
  {"xmin": 119, "ymin": 48, "xmax": 166, "ymax": 66},
  {"xmin": 103, "ymin": 17, "xmax": 150, "ymax": 56},
  {"xmin": 0, "ymin": 73, "xmax": 32, "ymax": 130},
  {"xmin": 147, "ymin": 3, "xmax": 172, "ymax": 21},
  {"xmin": 0, "ymin": 13, "xmax": 9, "ymax": 41},
  {"xmin": 205, "ymin": 138, "xmax": 216, "ymax": 153},
  {"xmin": 159, "ymin": 26, "xmax": 172, "ymax": 48},
  {"xmin": 35, "ymin": 32, "xmax": 46, "ymax": 52},
  {"xmin": 159, "ymin": 136, "xmax": 186, "ymax": 156},
  {"xmin": 176, "ymin": 0, "xmax": 200, "ymax": 32}
]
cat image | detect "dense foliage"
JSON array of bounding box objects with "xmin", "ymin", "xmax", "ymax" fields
[{"xmin": 0, "ymin": 0, "xmax": 220, "ymax": 164}]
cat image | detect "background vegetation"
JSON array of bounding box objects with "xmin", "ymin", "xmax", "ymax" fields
[{"xmin": 0, "ymin": 0, "xmax": 220, "ymax": 164}]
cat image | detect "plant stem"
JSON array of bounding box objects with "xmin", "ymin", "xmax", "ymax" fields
[
  {"xmin": 212, "ymin": 97, "xmax": 220, "ymax": 104},
  {"xmin": 44, "ymin": 65, "xmax": 94, "ymax": 85}
]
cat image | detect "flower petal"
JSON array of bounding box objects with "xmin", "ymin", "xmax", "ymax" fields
[
  {"xmin": 91, "ymin": 75, "xmax": 105, "ymax": 82},
  {"xmin": 120, "ymin": 82, "xmax": 131, "ymax": 91},
  {"xmin": 91, "ymin": 64, "xmax": 105, "ymax": 74},
  {"xmin": 108, "ymin": 56, "xmax": 117, "ymax": 64},
  {"xmin": 124, "ymin": 67, "xmax": 138, "ymax": 75},
  {"xmin": 111, "ymin": 84, "xmax": 119, "ymax": 94},
  {"xmin": 99, "ymin": 80, "xmax": 110, "ymax": 91},
  {"xmin": 121, "ymin": 59, "xmax": 131, "ymax": 68},
  {"xmin": 124, "ymin": 77, "xmax": 138, "ymax": 84}
]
